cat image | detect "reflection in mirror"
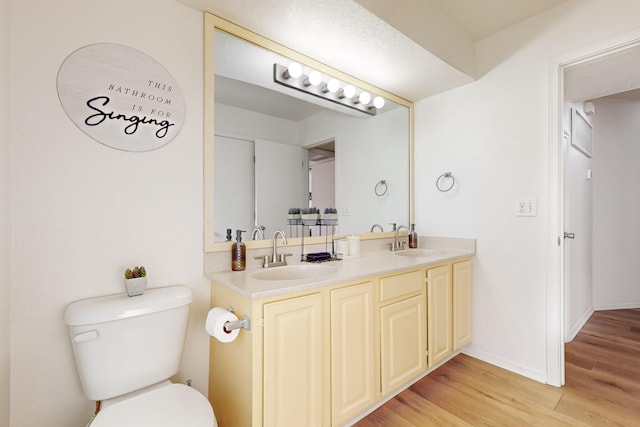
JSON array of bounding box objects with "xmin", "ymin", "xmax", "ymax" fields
[{"xmin": 205, "ymin": 14, "xmax": 413, "ymax": 250}]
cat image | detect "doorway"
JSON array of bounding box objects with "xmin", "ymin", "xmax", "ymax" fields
[
  {"xmin": 306, "ymin": 139, "xmax": 336, "ymax": 210},
  {"xmin": 551, "ymin": 32, "xmax": 640, "ymax": 387}
]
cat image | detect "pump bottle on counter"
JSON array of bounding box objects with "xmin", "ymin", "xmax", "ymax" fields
[
  {"xmin": 231, "ymin": 230, "xmax": 246, "ymax": 271},
  {"xmin": 408, "ymin": 223, "xmax": 418, "ymax": 248}
]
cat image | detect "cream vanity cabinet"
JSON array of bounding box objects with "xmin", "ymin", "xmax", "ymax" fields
[
  {"xmin": 263, "ymin": 293, "xmax": 326, "ymax": 426},
  {"xmin": 209, "ymin": 283, "xmax": 332, "ymax": 427},
  {"xmin": 426, "ymin": 259, "xmax": 473, "ymax": 367},
  {"xmin": 378, "ymin": 269, "xmax": 426, "ymax": 396},
  {"xmin": 452, "ymin": 260, "xmax": 473, "ymax": 351},
  {"xmin": 209, "ymin": 258, "xmax": 471, "ymax": 427},
  {"xmin": 330, "ymin": 281, "xmax": 377, "ymax": 426}
]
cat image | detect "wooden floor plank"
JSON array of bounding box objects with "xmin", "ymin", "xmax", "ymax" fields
[{"xmin": 357, "ymin": 309, "xmax": 640, "ymax": 427}]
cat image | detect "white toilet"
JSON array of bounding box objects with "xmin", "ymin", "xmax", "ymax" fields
[{"xmin": 64, "ymin": 285, "xmax": 217, "ymax": 426}]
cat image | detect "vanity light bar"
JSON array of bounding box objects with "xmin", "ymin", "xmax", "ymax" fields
[{"xmin": 274, "ymin": 63, "xmax": 383, "ymax": 116}]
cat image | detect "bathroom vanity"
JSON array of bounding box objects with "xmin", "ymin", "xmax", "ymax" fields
[{"xmin": 207, "ymin": 244, "xmax": 473, "ymax": 427}]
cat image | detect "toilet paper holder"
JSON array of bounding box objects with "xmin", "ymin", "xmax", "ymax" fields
[{"xmin": 223, "ymin": 306, "xmax": 251, "ymax": 332}]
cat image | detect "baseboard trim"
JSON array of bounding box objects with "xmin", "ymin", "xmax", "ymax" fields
[
  {"xmin": 594, "ymin": 302, "xmax": 640, "ymax": 310},
  {"xmin": 566, "ymin": 307, "xmax": 594, "ymax": 342},
  {"xmin": 462, "ymin": 346, "xmax": 548, "ymax": 384}
]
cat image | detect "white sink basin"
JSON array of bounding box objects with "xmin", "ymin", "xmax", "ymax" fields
[
  {"xmin": 394, "ymin": 249, "xmax": 443, "ymax": 258},
  {"xmin": 251, "ymin": 264, "xmax": 338, "ymax": 281}
]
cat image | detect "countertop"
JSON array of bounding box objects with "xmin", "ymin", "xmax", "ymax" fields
[{"xmin": 207, "ymin": 245, "xmax": 474, "ymax": 300}]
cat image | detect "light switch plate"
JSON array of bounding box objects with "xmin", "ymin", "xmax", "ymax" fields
[{"xmin": 515, "ymin": 198, "xmax": 537, "ymax": 216}]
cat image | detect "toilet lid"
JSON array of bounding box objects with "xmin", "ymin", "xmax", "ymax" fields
[{"xmin": 90, "ymin": 384, "xmax": 216, "ymax": 427}]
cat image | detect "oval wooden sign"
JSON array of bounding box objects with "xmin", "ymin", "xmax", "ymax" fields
[{"xmin": 57, "ymin": 43, "xmax": 185, "ymax": 152}]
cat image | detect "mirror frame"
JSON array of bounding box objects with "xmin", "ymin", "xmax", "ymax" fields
[{"xmin": 204, "ymin": 13, "xmax": 415, "ymax": 252}]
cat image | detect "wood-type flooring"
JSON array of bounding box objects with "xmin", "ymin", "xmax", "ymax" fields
[{"xmin": 356, "ymin": 309, "xmax": 640, "ymax": 426}]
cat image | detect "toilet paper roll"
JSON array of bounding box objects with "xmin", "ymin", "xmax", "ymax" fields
[
  {"xmin": 347, "ymin": 235, "xmax": 361, "ymax": 256},
  {"xmin": 336, "ymin": 239, "xmax": 349, "ymax": 257},
  {"xmin": 206, "ymin": 307, "xmax": 240, "ymax": 343}
]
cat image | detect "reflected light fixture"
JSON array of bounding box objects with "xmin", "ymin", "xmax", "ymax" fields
[
  {"xmin": 339, "ymin": 85, "xmax": 356, "ymax": 99},
  {"xmin": 354, "ymin": 91, "xmax": 371, "ymax": 105},
  {"xmin": 322, "ymin": 78, "xmax": 340, "ymax": 93},
  {"xmin": 273, "ymin": 63, "xmax": 384, "ymax": 116},
  {"xmin": 304, "ymin": 70, "xmax": 322, "ymax": 86},
  {"xmin": 283, "ymin": 62, "xmax": 302, "ymax": 79},
  {"xmin": 371, "ymin": 96, "xmax": 385, "ymax": 109}
]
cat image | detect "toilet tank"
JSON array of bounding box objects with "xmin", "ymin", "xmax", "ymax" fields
[{"xmin": 64, "ymin": 285, "xmax": 192, "ymax": 401}]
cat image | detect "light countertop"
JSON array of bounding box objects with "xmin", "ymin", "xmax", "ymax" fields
[{"xmin": 207, "ymin": 238, "xmax": 475, "ymax": 300}]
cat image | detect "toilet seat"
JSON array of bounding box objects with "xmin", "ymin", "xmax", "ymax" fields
[{"xmin": 89, "ymin": 383, "xmax": 216, "ymax": 427}]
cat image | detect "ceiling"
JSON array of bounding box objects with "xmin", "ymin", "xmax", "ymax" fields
[
  {"xmin": 407, "ymin": 0, "xmax": 567, "ymax": 41},
  {"xmin": 564, "ymin": 45, "xmax": 640, "ymax": 102},
  {"xmin": 179, "ymin": 0, "xmax": 640, "ymax": 105},
  {"xmin": 178, "ymin": 0, "xmax": 568, "ymax": 101}
]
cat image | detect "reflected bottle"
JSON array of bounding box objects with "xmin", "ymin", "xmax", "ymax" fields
[
  {"xmin": 408, "ymin": 223, "xmax": 418, "ymax": 249},
  {"xmin": 231, "ymin": 230, "xmax": 246, "ymax": 271}
]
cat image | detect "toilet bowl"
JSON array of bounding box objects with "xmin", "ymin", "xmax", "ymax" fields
[
  {"xmin": 88, "ymin": 381, "xmax": 216, "ymax": 427},
  {"xmin": 65, "ymin": 286, "xmax": 216, "ymax": 426}
]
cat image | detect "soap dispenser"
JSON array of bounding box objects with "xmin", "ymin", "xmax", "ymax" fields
[
  {"xmin": 231, "ymin": 229, "xmax": 246, "ymax": 271},
  {"xmin": 409, "ymin": 223, "xmax": 418, "ymax": 249}
]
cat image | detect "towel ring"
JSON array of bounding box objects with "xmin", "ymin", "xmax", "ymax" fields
[
  {"xmin": 436, "ymin": 172, "xmax": 455, "ymax": 192},
  {"xmin": 375, "ymin": 180, "xmax": 388, "ymax": 196}
]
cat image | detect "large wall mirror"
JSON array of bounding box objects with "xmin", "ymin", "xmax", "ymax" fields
[{"xmin": 204, "ymin": 13, "xmax": 414, "ymax": 252}]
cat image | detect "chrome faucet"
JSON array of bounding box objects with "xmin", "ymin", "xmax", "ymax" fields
[
  {"xmin": 370, "ymin": 223, "xmax": 383, "ymax": 232},
  {"xmin": 390, "ymin": 223, "xmax": 407, "ymax": 251},
  {"xmin": 256, "ymin": 230, "xmax": 292, "ymax": 268},
  {"xmin": 251, "ymin": 226, "xmax": 265, "ymax": 240}
]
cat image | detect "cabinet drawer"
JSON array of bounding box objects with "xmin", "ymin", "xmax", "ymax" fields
[{"xmin": 379, "ymin": 270, "xmax": 423, "ymax": 303}]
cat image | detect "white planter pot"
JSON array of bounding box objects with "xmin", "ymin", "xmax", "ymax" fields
[
  {"xmin": 301, "ymin": 214, "xmax": 318, "ymax": 225},
  {"xmin": 287, "ymin": 214, "xmax": 301, "ymax": 224},
  {"xmin": 322, "ymin": 213, "xmax": 338, "ymax": 225},
  {"xmin": 124, "ymin": 277, "xmax": 147, "ymax": 297}
]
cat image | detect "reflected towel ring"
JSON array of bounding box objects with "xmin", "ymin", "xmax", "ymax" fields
[
  {"xmin": 436, "ymin": 172, "xmax": 455, "ymax": 192},
  {"xmin": 375, "ymin": 180, "xmax": 388, "ymax": 196}
]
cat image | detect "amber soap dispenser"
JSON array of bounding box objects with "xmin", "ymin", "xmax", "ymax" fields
[
  {"xmin": 231, "ymin": 229, "xmax": 246, "ymax": 271},
  {"xmin": 409, "ymin": 223, "xmax": 418, "ymax": 248}
]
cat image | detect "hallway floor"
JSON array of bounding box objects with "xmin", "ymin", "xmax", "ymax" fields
[{"xmin": 356, "ymin": 309, "xmax": 640, "ymax": 426}]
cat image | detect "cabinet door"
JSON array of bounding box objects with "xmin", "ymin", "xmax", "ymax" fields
[
  {"xmin": 263, "ymin": 293, "xmax": 324, "ymax": 427},
  {"xmin": 427, "ymin": 265, "xmax": 452, "ymax": 367},
  {"xmin": 331, "ymin": 282, "xmax": 377, "ymax": 426},
  {"xmin": 453, "ymin": 259, "xmax": 473, "ymax": 351},
  {"xmin": 380, "ymin": 294, "xmax": 426, "ymax": 395}
]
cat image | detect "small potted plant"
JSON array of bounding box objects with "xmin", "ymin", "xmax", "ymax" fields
[
  {"xmin": 322, "ymin": 207, "xmax": 339, "ymax": 225},
  {"xmin": 287, "ymin": 207, "xmax": 301, "ymax": 224},
  {"xmin": 124, "ymin": 265, "xmax": 147, "ymax": 297},
  {"xmin": 301, "ymin": 207, "xmax": 320, "ymax": 225}
]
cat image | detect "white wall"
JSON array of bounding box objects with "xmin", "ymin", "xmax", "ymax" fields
[
  {"xmin": 415, "ymin": 0, "xmax": 640, "ymax": 382},
  {"xmin": 10, "ymin": 1, "xmax": 204, "ymax": 426},
  {"xmin": 592, "ymin": 96, "xmax": 640, "ymax": 309},
  {"xmin": 1, "ymin": 0, "xmax": 11, "ymax": 424}
]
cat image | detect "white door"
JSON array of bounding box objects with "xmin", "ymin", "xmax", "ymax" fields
[
  {"xmin": 563, "ymin": 118, "xmax": 593, "ymax": 343},
  {"xmin": 255, "ymin": 139, "xmax": 307, "ymax": 238},
  {"xmin": 214, "ymin": 135, "xmax": 255, "ymax": 241}
]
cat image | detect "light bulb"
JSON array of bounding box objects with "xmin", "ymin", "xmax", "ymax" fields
[
  {"xmin": 284, "ymin": 62, "xmax": 302, "ymax": 79},
  {"xmin": 340, "ymin": 84, "xmax": 356, "ymax": 99},
  {"xmin": 322, "ymin": 78, "xmax": 340, "ymax": 93},
  {"xmin": 304, "ymin": 70, "xmax": 322, "ymax": 86},
  {"xmin": 356, "ymin": 91, "xmax": 371, "ymax": 105},
  {"xmin": 372, "ymin": 96, "xmax": 385, "ymax": 109}
]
